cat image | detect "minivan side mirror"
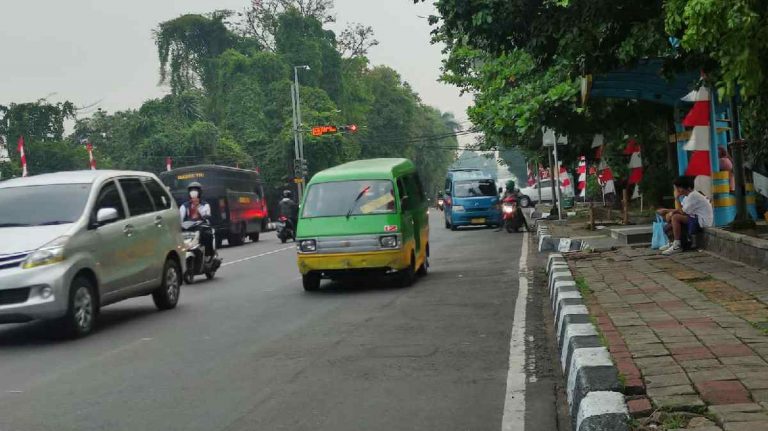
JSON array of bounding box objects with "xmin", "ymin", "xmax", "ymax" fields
[{"xmin": 95, "ymin": 208, "xmax": 119, "ymax": 226}]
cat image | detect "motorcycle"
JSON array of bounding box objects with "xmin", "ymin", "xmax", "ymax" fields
[
  {"xmin": 275, "ymin": 215, "xmax": 295, "ymax": 243},
  {"xmin": 181, "ymin": 219, "xmax": 222, "ymax": 284},
  {"xmin": 502, "ymin": 198, "xmax": 524, "ymax": 233}
]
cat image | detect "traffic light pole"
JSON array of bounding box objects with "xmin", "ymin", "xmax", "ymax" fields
[{"xmin": 290, "ymin": 83, "xmax": 303, "ymax": 201}]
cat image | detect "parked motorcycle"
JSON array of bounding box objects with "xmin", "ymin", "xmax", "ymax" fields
[
  {"xmin": 275, "ymin": 215, "xmax": 296, "ymax": 243},
  {"xmin": 182, "ymin": 219, "xmax": 222, "ymax": 284}
]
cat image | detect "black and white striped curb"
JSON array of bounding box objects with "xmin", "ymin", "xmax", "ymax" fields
[{"xmin": 545, "ymin": 253, "xmax": 629, "ymax": 431}]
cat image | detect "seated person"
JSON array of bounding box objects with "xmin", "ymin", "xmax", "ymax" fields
[{"xmin": 661, "ymin": 176, "xmax": 713, "ymax": 255}]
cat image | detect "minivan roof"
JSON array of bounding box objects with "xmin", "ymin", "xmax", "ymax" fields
[
  {"xmin": 310, "ymin": 158, "xmax": 415, "ymax": 183},
  {"xmin": 0, "ymin": 170, "xmax": 156, "ymax": 188},
  {"xmin": 159, "ymin": 164, "xmax": 260, "ymax": 176}
]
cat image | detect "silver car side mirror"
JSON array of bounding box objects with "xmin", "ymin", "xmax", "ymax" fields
[{"xmin": 96, "ymin": 207, "xmax": 119, "ymax": 225}]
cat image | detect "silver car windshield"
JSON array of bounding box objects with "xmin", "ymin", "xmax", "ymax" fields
[{"xmin": 0, "ymin": 183, "xmax": 92, "ymax": 227}]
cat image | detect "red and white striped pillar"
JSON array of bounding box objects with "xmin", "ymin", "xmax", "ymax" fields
[{"xmin": 577, "ymin": 156, "xmax": 587, "ymax": 198}]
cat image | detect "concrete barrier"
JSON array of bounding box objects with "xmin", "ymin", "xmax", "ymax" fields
[{"xmin": 545, "ymin": 252, "xmax": 629, "ymax": 430}]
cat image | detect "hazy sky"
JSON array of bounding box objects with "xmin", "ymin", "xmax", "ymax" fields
[{"xmin": 0, "ymin": 0, "xmax": 473, "ymax": 132}]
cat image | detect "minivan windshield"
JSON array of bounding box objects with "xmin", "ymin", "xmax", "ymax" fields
[
  {"xmin": 453, "ymin": 179, "xmax": 497, "ymax": 198},
  {"xmin": 0, "ymin": 183, "xmax": 91, "ymax": 227},
  {"xmin": 303, "ymin": 180, "xmax": 395, "ymax": 218}
]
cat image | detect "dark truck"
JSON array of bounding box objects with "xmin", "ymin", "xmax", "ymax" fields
[{"xmin": 160, "ymin": 165, "xmax": 269, "ymax": 247}]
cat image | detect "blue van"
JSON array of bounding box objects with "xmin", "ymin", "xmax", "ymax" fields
[{"xmin": 444, "ymin": 169, "xmax": 501, "ymax": 230}]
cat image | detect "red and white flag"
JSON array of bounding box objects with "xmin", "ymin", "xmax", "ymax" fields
[
  {"xmin": 527, "ymin": 163, "xmax": 536, "ymax": 186},
  {"xmin": 577, "ymin": 156, "xmax": 587, "ymax": 198},
  {"xmin": 625, "ymin": 138, "xmax": 643, "ymax": 186},
  {"xmin": 559, "ymin": 164, "xmax": 570, "ymax": 188},
  {"xmin": 166, "ymin": 157, "xmax": 172, "ymax": 172},
  {"xmin": 598, "ymin": 159, "xmax": 616, "ymax": 195},
  {"xmin": 17, "ymin": 136, "xmax": 28, "ymax": 177},
  {"xmin": 85, "ymin": 142, "xmax": 96, "ymax": 170}
]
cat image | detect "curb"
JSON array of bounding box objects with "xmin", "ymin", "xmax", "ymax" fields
[
  {"xmin": 545, "ymin": 252, "xmax": 630, "ymax": 431},
  {"xmin": 536, "ymin": 224, "xmax": 587, "ymax": 253}
]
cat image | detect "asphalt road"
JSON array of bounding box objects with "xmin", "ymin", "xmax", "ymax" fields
[{"xmin": 0, "ymin": 211, "xmax": 568, "ymax": 431}]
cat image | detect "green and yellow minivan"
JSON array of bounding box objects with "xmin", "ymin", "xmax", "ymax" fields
[{"xmin": 296, "ymin": 158, "xmax": 429, "ymax": 291}]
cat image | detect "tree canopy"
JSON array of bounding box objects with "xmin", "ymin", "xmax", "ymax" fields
[{"xmin": 2, "ymin": 0, "xmax": 459, "ymax": 196}]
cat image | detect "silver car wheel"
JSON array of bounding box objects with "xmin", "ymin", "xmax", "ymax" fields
[
  {"xmin": 166, "ymin": 265, "xmax": 180, "ymax": 303},
  {"xmin": 73, "ymin": 287, "xmax": 93, "ymax": 331}
]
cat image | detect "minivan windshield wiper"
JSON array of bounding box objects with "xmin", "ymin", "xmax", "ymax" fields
[
  {"xmin": 0, "ymin": 223, "xmax": 32, "ymax": 228},
  {"xmin": 346, "ymin": 186, "xmax": 371, "ymax": 219}
]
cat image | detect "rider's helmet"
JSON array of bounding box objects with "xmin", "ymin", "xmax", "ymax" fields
[
  {"xmin": 188, "ymin": 181, "xmax": 203, "ymax": 198},
  {"xmin": 282, "ymin": 190, "xmax": 293, "ymax": 200}
]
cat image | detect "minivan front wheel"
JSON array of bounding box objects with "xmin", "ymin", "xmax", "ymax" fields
[
  {"xmin": 153, "ymin": 258, "xmax": 181, "ymax": 310},
  {"xmin": 63, "ymin": 277, "xmax": 97, "ymax": 338}
]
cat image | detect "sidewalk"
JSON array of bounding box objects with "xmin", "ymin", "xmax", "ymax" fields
[{"xmin": 566, "ymin": 246, "xmax": 768, "ymax": 430}]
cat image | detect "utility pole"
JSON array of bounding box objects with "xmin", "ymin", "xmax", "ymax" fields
[
  {"xmin": 292, "ymin": 65, "xmax": 310, "ymax": 201},
  {"xmin": 729, "ymin": 93, "xmax": 755, "ymax": 228}
]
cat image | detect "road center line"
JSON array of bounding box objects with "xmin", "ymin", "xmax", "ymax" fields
[
  {"xmin": 221, "ymin": 246, "xmax": 294, "ymax": 267},
  {"xmin": 501, "ymin": 231, "xmax": 529, "ymax": 431}
]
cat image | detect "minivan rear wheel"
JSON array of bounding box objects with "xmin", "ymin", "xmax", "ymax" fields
[
  {"xmin": 519, "ymin": 195, "xmax": 531, "ymax": 208},
  {"xmin": 153, "ymin": 258, "xmax": 181, "ymax": 310},
  {"xmin": 62, "ymin": 277, "xmax": 97, "ymax": 338}
]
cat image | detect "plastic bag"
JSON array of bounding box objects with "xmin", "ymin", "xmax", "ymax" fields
[{"xmin": 651, "ymin": 214, "xmax": 668, "ymax": 250}]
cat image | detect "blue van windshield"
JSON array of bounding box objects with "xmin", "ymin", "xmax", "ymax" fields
[{"xmin": 454, "ymin": 180, "xmax": 497, "ymax": 198}]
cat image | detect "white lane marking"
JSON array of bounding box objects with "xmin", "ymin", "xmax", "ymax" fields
[
  {"xmin": 502, "ymin": 231, "xmax": 529, "ymax": 431},
  {"xmin": 221, "ymin": 246, "xmax": 294, "ymax": 267}
]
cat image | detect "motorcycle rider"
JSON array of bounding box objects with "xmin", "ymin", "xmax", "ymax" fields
[
  {"xmin": 497, "ymin": 185, "xmax": 531, "ymax": 232},
  {"xmin": 278, "ymin": 190, "xmax": 299, "ymax": 236},
  {"xmin": 180, "ymin": 182, "xmax": 214, "ymax": 258}
]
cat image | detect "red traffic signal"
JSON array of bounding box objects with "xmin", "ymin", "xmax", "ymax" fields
[{"xmin": 340, "ymin": 124, "xmax": 358, "ymax": 133}]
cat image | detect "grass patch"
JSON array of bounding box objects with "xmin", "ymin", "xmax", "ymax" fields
[
  {"xmin": 661, "ymin": 413, "xmax": 687, "ymax": 429},
  {"xmin": 575, "ymin": 276, "xmax": 594, "ymax": 297},
  {"xmin": 750, "ymin": 321, "xmax": 768, "ymax": 336}
]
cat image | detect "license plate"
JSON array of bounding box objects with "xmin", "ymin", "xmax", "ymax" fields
[{"xmin": 471, "ymin": 218, "xmax": 486, "ymax": 224}]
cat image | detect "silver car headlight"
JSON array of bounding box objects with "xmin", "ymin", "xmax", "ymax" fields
[{"xmin": 22, "ymin": 236, "xmax": 69, "ymax": 269}]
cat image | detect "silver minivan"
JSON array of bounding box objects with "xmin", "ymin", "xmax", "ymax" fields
[{"xmin": 0, "ymin": 170, "xmax": 185, "ymax": 337}]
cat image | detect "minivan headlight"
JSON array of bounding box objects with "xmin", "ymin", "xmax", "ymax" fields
[
  {"xmin": 22, "ymin": 236, "xmax": 69, "ymax": 269},
  {"xmin": 299, "ymin": 239, "xmax": 317, "ymax": 253},
  {"xmin": 379, "ymin": 235, "xmax": 399, "ymax": 249}
]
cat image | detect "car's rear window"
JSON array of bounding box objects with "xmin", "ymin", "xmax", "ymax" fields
[
  {"xmin": 0, "ymin": 183, "xmax": 91, "ymax": 227},
  {"xmin": 453, "ymin": 180, "xmax": 497, "ymax": 198}
]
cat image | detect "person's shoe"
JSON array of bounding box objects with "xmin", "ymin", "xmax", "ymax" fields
[
  {"xmin": 659, "ymin": 243, "xmax": 672, "ymax": 252},
  {"xmin": 662, "ymin": 244, "xmax": 683, "ymax": 255}
]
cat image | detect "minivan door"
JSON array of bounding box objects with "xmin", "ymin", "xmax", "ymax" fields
[
  {"xmin": 118, "ymin": 178, "xmax": 163, "ymax": 292},
  {"xmin": 89, "ymin": 181, "xmax": 134, "ymax": 297}
]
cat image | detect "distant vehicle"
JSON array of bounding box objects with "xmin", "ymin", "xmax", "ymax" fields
[
  {"xmin": 518, "ymin": 175, "xmax": 575, "ymax": 207},
  {"xmin": 443, "ymin": 169, "xmax": 501, "ymax": 230},
  {"xmin": 160, "ymin": 165, "xmax": 268, "ymax": 247},
  {"xmin": 0, "ymin": 170, "xmax": 185, "ymax": 337},
  {"xmin": 296, "ymin": 158, "xmax": 429, "ymax": 291}
]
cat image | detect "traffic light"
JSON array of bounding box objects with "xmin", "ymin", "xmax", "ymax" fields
[
  {"xmin": 339, "ymin": 124, "xmax": 358, "ymax": 133},
  {"xmin": 300, "ymin": 159, "xmax": 308, "ymax": 177},
  {"xmin": 294, "ymin": 159, "xmax": 308, "ymax": 177}
]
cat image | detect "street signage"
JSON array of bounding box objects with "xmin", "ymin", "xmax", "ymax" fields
[{"xmin": 311, "ymin": 125, "xmax": 338, "ymax": 136}]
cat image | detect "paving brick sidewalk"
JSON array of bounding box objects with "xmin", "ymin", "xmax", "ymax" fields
[{"xmin": 567, "ymin": 247, "xmax": 768, "ymax": 430}]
